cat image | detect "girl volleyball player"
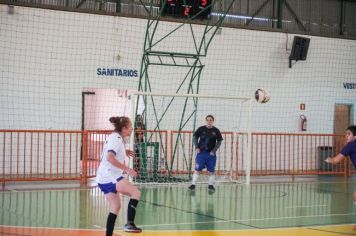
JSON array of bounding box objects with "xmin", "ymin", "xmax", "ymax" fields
[
  {"xmin": 325, "ymin": 125, "xmax": 356, "ymax": 228},
  {"xmin": 96, "ymin": 116, "xmax": 142, "ymax": 235},
  {"xmin": 189, "ymin": 115, "xmax": 223, "ymax": 192},
  {"xmin": 325, "ymin": 125, "xmax": 356, "ymax": 182}
]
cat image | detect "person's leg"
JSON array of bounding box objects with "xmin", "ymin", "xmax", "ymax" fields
[
  {"xmin": 192, "ymin": 170, "xmax": 200, "ymax": 185},
  {"xmin": 116, "ymin": 179, "xmax": 142, "ymax": 233},
  {"xmin": 206, "ymin": 153, "xmax": 217, "ymax": 191},
  {"xmin": 207, "ymin": 173, "xmax": 215, "ymax": 192},
  {"xmin": 189, "ymin": 152, "xmax": 206, "ymax": 190},
  {"xmin": 105, "ymin": 193, "xmax": 121, "ymax": 236},
  {"xmin": 189, "ymin": 170, "xmax": 201, "ymax": 191}
]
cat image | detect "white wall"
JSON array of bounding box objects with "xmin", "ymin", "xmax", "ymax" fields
[
  {"xmin": 84, "ymin": 89, "xmax": 132, "ymax": 130},
  {"xmin": 0, "ymin": 4, "xmax": 355, "ymax": 133}
]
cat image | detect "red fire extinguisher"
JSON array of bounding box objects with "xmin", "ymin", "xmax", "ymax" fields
[{"xmin": 299, "ymin": 115, "xmax": 307, "ymax": 131}]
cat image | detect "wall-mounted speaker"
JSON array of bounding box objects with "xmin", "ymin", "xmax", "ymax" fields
[
  {"xmin": 290, "ymin": 36, "xmax": 310, "ymax": 61},
  {"xmin": 289, "ymin": 36, "xmax": 310, "ymax": 68}
]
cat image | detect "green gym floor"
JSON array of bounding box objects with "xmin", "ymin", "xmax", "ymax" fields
[{"xmin": 1, "ymin": 179, "xmax": 356, "ymax": 236}]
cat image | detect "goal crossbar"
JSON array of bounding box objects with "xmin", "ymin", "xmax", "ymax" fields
[{"xmin": 134, "ymin": 92, "xmax": 251, "ymax": 101}]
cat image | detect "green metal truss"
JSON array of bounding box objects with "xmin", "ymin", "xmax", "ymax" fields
[{"xmin": 135, "ymin": 0, "xmax": 236, "ymax": 181}]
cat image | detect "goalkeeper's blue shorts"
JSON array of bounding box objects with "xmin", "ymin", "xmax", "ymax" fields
[{"xmin": 195, "ymin": 151, "xmax": 216, "ymax": 172}]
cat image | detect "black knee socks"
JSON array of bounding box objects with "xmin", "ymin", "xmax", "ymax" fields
[
  {"xmin": 106, "ymin": 212, "xmax": 117, "ymax": 236},
  {"xmin": 127, "ymin": 199, "xmax": 139, "ymax": 223}
]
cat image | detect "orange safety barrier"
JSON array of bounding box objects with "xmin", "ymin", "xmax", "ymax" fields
[
  {"xmin": 0, "ymin": 130, "xmax": 350, "ymax": 186},
  {"xmin": 0, "ymin": 130, "xmax": 83, "ymax": 184},
  {"xmin": 169, "ymin": 131, "xmax": 347, "ymax": 179},
  {"xmin": 236, "ymin": 132, "xmax": 347, "ymax": 177}
]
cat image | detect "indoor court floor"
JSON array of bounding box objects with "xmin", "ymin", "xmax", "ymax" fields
[{"xmin": 1, "ymin": 180, "xmax": 356, "ymax": 236}]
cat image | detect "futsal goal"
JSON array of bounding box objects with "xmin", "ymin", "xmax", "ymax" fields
[{"xmin": 129, "ymin": 92, "xmax": 253, "ymax": 185}]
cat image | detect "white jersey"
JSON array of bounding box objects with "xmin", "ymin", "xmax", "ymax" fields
[{"xmin": 96, "ymin": 132, "xmax": 126, "ymax": 184}]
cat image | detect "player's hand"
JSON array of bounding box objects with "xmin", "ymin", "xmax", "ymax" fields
[
  {"xmin": 126, "ymin": 168, "xmax": 138, "ymax": 177},
  {"xmin": 195, "ymin": 148, "xmax": 200, "ymax": 154},
  {"xmin": 210, "ymin": 152, "xmax": 215, "ymax": 156},
  {"xmin": 325, "ymin": 157, "xmax": 332, "ymax": 164},
  {"xmin": 126, "ymin": 149, "xmax": 135, "ymax": 158}
]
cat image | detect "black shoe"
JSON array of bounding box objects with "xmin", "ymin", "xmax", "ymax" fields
[
  {"xmin": 123, "ymin": 222, "xmax": 142, "ymax": 233},
  {"xmin": 208, "ymin": 185, "xmax": 215, "ymax": 191},
  {"xmin": 188, "ymin": 184, "xmax": 196, "ymax": 191}
]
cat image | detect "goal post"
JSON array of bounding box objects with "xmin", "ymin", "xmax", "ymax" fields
[{"xmin": 130, "ymin": 91, "xmax": 253, "ymax": 185}]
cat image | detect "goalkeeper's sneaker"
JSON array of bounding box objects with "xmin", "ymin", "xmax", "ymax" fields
[
  {"xmin": 123, "ymin": 223, "xmax": 142, "ymax": 233},
  {"xmin": 208, "ymin": 185, "xmax": 215, "ymax": 191},
  {"xmin": 188, "ymin": 184, "xmax": 196, "ymax": 191}
]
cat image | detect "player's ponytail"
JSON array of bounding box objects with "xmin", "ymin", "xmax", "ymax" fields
[
  {"xmin": 109, "ymin": 116, "xmax": 119, "ymax": 124},
  {"xmin": 109, "ymin": 116, "xmax": 131, "ymax": 132}
]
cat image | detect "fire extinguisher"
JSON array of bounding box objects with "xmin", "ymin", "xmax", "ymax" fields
[{"xmin": 299, "ymin": 115, "xmax": 307, "ymax": 131}]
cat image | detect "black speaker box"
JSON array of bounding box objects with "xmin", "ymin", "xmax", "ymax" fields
[{"xmin": 290, "ymin": 36, "xmax": 310, "ymax": 61}]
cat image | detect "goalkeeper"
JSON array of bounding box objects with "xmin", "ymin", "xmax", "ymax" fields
[{"xmin": 188, "ymin": 115, "xmax": 223, "ymax": 192}]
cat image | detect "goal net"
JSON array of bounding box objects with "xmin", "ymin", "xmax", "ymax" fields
[{"xmin": 130, "ymin": 92, "xmax": 252, "ymax": 185}]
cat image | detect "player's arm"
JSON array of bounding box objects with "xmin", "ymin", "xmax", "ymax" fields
[
  {"xmin": 193, "ymin": 128, "xmax": 201, "ymax": 153},
  {"xmin": 210, "ymin": 129, "xmax": 223, "ymax": 155},
  {"xmin": 107, "ymin": 152, "xmax": 137, "ymax": 177},
  {"xmin": 193, "ymin": 136, "xmax": 199, "ymax": 152},
  {"xmin": 210, "ymin": 141, "xmax": 222, "ymax": 155},
  {"xmin": 325, "ymin": 153, "xmax": 345, "ymax": 164}
]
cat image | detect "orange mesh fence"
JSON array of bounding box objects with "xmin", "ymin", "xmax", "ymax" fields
[
  {"xmin": 0, "ymin": 130, "xmax": 349, "ymax": 185},
  {"xmin": 236, "ymin": 132, "xmax": 347, "ymax": 177},
  {"xmin": 0, "ymin": 130, "xmax": 82, "ymax": 183}
]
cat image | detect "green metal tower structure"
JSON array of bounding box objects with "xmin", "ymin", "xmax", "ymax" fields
[{"xmin": 135, "ymin": 0, "xmax": 236, "ymax": 182}]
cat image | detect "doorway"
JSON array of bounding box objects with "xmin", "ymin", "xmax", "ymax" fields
[
  {"xmin": 82, "ymin": 89, "xmax": 133, "ymax": 130},
  {"xmin": 334, "ymin": 104, "xmax": 352, "ymax": 150},
  {"xmin": 81, "ymin": 89, "xmax": 135, "ymax": 168}
]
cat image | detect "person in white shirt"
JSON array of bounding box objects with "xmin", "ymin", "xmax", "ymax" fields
[{"xmin": 96, "ymin": 116, "xmax": 142, "ymax": 235}]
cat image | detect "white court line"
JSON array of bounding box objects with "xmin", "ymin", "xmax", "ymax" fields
[
  {"xmin": 285, "ymin": 205, "xmax": 328, "ymax": 209},
  {"xmin": 1, "ymin": 224, "xmax": 355, "ymax": 233},
  {"xmin": 139, "ymin": 212, "xmax": 356, "ymax": 228},
  {"xmin": 130, "ymin": 223, "xmax": 356, "ymax": 232}
]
